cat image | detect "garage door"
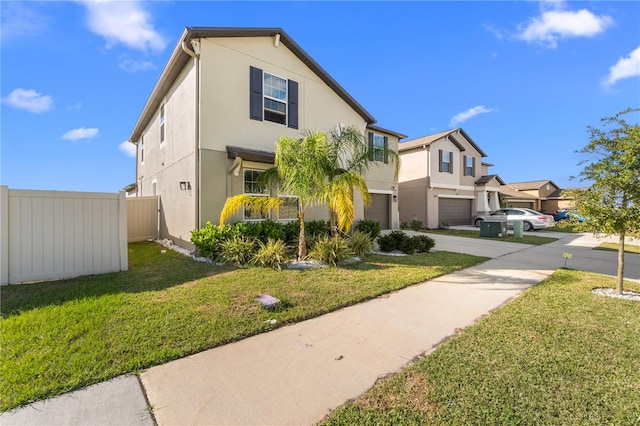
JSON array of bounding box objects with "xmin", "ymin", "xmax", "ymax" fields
[
  {"xmin": 507, "ymin": 202, "xmax": 535, "ymax": 209},
  {"xmin": 438, "ymin": 198, "xmax": 472, "ymax": 226},
  {"xmin": 364, "ymin": 194, "xmax": 390, "ymax": 229}
]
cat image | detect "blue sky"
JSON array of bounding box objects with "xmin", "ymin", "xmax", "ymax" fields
[{"xmin": 2, "ymin": 1, "xmax": 639, "ymax": 193}]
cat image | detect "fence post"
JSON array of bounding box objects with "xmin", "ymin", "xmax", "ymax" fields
[
  {"xmin": 1, "ymin": 186, "xmax": 8, "ymax": 285},
  {"xmin": 118, "ymin": 191, "xmax": 128, "ymax": 271}
]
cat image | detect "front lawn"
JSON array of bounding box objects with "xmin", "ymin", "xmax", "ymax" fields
[
  {"xmin": 423, "ymin": 229, "xmax": 557, "ymax": 245},
  {"xmin": 0, "ymin": 242, "xmax": 486, "ymax": 412},
  {"xmin": 594, "ymin": 242, "xmax": 640, "ymax": 254},
  {"xmin": 322, "ymin": 270, "xmax": 640, "ymax": 425}
]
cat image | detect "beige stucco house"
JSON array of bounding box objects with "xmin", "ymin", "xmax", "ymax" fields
[
  {"xmin": 398, "ymin": 129, "xmax": 504, "ymax": 228},
  {"xmin": 501, "ymin": 180, "xmax": 574, "ymax": 212},
  {"xmin": 128, "ymin": 27, "xmax": 405, "ymax": 248}
]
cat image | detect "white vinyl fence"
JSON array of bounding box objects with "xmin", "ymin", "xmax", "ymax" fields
[
  {"xmin": 127, "ymin": 196, "xmax": 159, "ymax": 242},
  {"xmin": 0, "ymin": 186, "xmax": 128, "ymax": 285}
]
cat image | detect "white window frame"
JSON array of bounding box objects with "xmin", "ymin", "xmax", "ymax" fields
[
  {"xmin": 372, "ymin": 133, "xmax": 385, "ymax": 163},
  {"xmin": 442, "ymin": 151, "xmax": 452, "ymax": 173},
  {"xmin": 263, "ymin": 72, "xmax": 288, "ymax": 126},
  {"xmin": 276, "ymin": 196, "xmax": 299, "ymax": 221},
  {"xmin": 465, "ymin": 156, "xmax": 474, "ymax": 176},
  {"xmin": 160, "ymin": 103, "xmax": 166, "ymax": 146},
  {"xmin": 140, "ymin": 135, "xmax": 145, "ymax": 164},
  {"xmin": 243, "ymin": 169, "xmax": 269, "ymax": 221}
]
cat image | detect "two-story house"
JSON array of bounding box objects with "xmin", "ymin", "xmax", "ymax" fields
[
  {"xmin": 398, "ymin": 128, "xmax": 504, "ymax": 228},
  {"xmin": 501, "ymin": 180, "xmax": 574, "ymax": 213},
  {"xmin": 128, "ymin": 27, "xmax": 405, "ymax": 248}
]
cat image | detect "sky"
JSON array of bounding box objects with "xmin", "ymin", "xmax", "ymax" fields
[{"xmin": 1, "ymin": 0, "xmax": 639, "ymax": 193}]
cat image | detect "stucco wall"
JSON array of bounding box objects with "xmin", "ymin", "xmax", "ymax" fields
[{"xmin": 137, "ymin": 59, "xmax": 197, "ymax": 245}]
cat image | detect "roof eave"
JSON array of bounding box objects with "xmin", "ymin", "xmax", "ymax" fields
[{"xmin": 129, "ymin": 27, "xmax": 376, "ymax": 143}]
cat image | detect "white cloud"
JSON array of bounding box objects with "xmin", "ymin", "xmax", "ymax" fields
[
  {"xmin": 450, "ymin": 106, "xmax": 494, "ymax": 127},
  {"xmin": 119, "ymin": 140, "xmax": 137, "ymax": 157},
  {"xmin": 61, "ymin": 127, "xmax": 100, "ymax": 141},
  {"xmin": 119, "ymin": 59, "xmax": 156, "ymax": 73},
  {"xmin": 3, "ymin": 88, "xmax": 53, "ymax": 113},
  {"xmin": 79, "ymin": 0, "xmax": 167, "ymax": 53},
  {"xmin": 1, "ymin": 2, "xmax": 50, "ymax": 43},
  {"xmin": 603, "ymin": 46, "xmax": 640, "ymax": 87},
  {"xmin": 517, "ymin": 8, "xmax": 613, "ymax": 48}
]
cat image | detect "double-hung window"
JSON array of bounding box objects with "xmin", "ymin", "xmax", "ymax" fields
[
  {"xmin": 160, "ymin": 104, "xmax": 166, "ymax": 144},
  {"xmin": 277, "ymin": 196, "xmax": 299, "ymax": 221},
  {"xmin": 263, "ymin": 73, "xmax": 287, "ymax": 125},
  {"xmin": 368, "ymin": 132, "xmax": 389, "ymax": 163},
  {"xmin": 140, "ymin": 136, "xmax": 145, "ymax": 164},
  {"xmin": 250, "ymin": 66, "xmax": 298, "ymax": 129},
  {"xmin": 243, "ymin": 169, "xmax": 268, "ymax": 220},
  {"xmin": 463, "ymin": 155, "xmax": 475, "ymax": 176},
  {"xmin": 439, "ymin": 150, "xmax": 453, "ymax": 173}
]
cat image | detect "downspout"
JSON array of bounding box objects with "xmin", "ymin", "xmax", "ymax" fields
[{"xmin": 182, "ymin": 38, "xmax": 201, "ymax": 230}]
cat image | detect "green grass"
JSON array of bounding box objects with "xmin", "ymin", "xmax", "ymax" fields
[
  {"xmin": 0, "ymin": 242, "xmax": 486, "ymax": 412},
  {"xmin": 594, "ymin": 242, "xmax": 640, "ymax": 254},
  {"xmin": 423, "ymin": 229, "xmax": 557, "ymax": 245},
  {"xmin": 322, "ymin": 270, "xmax": 640, "ymax": 425},
  {"xmin": 545, "ymin": 224, "xmax": 582, "ymax": 233}
]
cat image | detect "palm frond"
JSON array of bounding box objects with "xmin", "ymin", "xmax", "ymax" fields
[{"xmin": 219, "ymin": 195, "xmax": 283, "ymax": 226}]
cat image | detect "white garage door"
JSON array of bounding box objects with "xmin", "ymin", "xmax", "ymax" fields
[
  {"xmin": 364, "ymin": 194, "xmax": 390, "ymax": 229},
  {"xmin": 438, "ymin": 198, "xmax": 472, "ymax": 226}
]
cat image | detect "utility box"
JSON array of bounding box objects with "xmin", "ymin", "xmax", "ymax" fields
[
  {"xmin": 480, "ymin": 221, "xmax": 507, "ymax": 238},
  {"xmin": 513, "ymin": 220, "xmax": 524, "ymax": 238}
]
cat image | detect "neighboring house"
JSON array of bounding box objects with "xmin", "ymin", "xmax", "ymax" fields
[
  {"xmin": 398, "ymin": 128, "xmax": 505, "ymax": 228},
  {"xmin": 501, "ymin": 180, "xmax": 574, "ymax": 212},
  {"xmin": 128, "ymin": 27, "xmax": 405, "ymax": 248}
]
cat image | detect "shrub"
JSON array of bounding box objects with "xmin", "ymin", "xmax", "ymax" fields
[
  {"xmin": 355, "ymin": 219, "xmax": 381, "ymax": 239},
  {"xmin": 240, "ymin": 219, "xmax": 285, "ymax": 244},
  {"xmin": 218, "ymin": 236, "xmax": 256, "ymax": 267},
  {"xmin": 282, "ymin": 220, "xmax": 300, "ymax": 245},
  {"xmin": 309, "ymin": 236, "xmax": 353, "ymax": 266},
  {"xmin": 191, "ymin": 221, "xmax": 241, "ymax": 260},
  {"xmin": 376, "ymin": 231, "xmax": 435, "ymax": 254},
  {"xmin": 408, "ymin": 219, "xmax": 424, "ymax": 231},
  {"xmin": 348, "ymin": 230, "xmax": 374, "ymax": 257},
  {"xmin": 438, "ymin": 221, "xmax": 450, "ymax": 230},
  {"xmin": 252, "ymin": 238, "xmax": 289, "ymax": 270},
  {"xmin": 376, "ymin": 231, "xmax": 407, "ymax": 252},
  {"xmin": 306, "ymin": 220, "xmax": 331, "ymax": 237},
  {"xmin": 413, "ymin": 235, "xmax": 435, "ymax": 253}
]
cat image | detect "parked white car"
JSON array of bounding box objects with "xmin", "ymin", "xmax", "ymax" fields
[{"xmin": 473, "ymin": 208, "xmax": 555, "ymax": 231}]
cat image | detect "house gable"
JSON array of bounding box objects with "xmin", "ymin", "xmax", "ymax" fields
[{"xmin": 129, "ymin": 27, "xmax": 375, "ymax": 145}]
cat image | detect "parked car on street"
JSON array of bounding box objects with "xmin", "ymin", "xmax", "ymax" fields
[
  {"xmin": 473, "ymin": 208, "xmax": 555, "ymax": 231},
  {"xmin": 552, "ymin": 209, "xmax": 585, "ymax": 222}
]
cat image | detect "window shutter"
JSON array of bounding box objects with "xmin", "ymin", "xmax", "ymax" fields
[
  {"xmin": 463, "ymin": 155, "xmax": 467, "ymax": 176},
  {"xmin": 472, "ymin": 157, "xmax": 476, "ymax": 177},
  {"xmin": 438, "ymin": 149, "xmax": 443, "ymax": 172},
  {"xmin": 250, "ymin": 66, "xmax": 263, "ymax": 121},
  {"xmin": 383, "ymin": 136, "xmax": 389, "ymax": 164},
  {"xmin": 287, "ymin": 79, "xmax": 298, "ymax": 129},
  {"xmin": 368, "ymin": 132, "xmax": 374, "ymax": 161}
]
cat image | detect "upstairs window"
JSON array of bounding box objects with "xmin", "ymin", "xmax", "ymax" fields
[
  {"xmin": 463, "ymin": 155, "xmax": 475, "ymax": 176},
  {"xmin": 160, "ymin": 104, "xmax": 166, "ymax": 144},
  {"xmin": 439, "ymin": 150, "xmax": 453, "ymax": 174},
  {"xmin": 263, "ymin": 73, "xmax": 287, "ymax": 125},
  {"xmin": 250, "ymin": 66, "xmax": 298, "ymax": 129},
  {"xmin": 368, "ymin": 132, "xmax": 389, "ymax": 163},
  {"xmin": 140, "ymin": 136, "xmax": 145, "ymax": 164}
]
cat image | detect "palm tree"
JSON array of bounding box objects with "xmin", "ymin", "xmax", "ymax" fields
[
  {"xmin": 220, "ymin": 131, "xmax": 329, "ymax": 259},
  {"xmin": 219, "ymin": 125, "xmax": 399, "ymax": 259},
  {"xmin": 322, "ymin": 124, "xmax": 399, "ymax": 234}
]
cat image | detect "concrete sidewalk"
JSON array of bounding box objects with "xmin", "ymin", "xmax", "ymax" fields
[{"xmin": 2, "ymin": 232, "xmax": 637, "ymax": 425}]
